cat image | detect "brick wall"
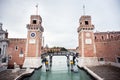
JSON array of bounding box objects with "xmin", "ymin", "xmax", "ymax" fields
[
  {"xmin": 7, "ymin": 38, "xmax": 26, "ymax": 68},
  {"xmin": 95, "ymin": 32, "xmax": 120, "ymax": 62}
]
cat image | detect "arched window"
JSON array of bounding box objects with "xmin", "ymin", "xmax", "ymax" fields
[
  {"xmin": 85, "ymin": 21, "xmax": 89, "ymax": 25},
  {"xmin": 8, "ymin": 55, "xmax": 12, "ymax": 60},
  {"xmin": 15, "ymin": 46, "xmax": 18, "ymax": 51},
  {"xmin": 95, "ymin": 36, "xmax": 97, "ymax": 40},
  {"xmin": 19, "ymin": 48, "xmax": 24, "ymax": 57},
  {"xmin": 101, "ymin": 36, "xmax": 104, "ymax": 40},
  {"xmin": 20, "ymin": 48, "xmax": 23, "ymax": 54},
  {"xmin": 111, "ymin": 36, "xmax": 113, "ymax": 39}
]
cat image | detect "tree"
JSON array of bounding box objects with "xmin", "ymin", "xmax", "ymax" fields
[{"xmin": 60, "ymin": 47, "xmax": 68, "ymax": 51}]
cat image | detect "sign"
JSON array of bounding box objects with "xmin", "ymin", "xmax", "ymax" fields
[{"xmin": 29, "ymin": 39, "xmax": 36, "ymax": 44}]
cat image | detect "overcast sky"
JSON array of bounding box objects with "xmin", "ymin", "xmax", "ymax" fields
[{"xmin": 0, "ymin": 0, "xmax": 120, "ymax": 48}]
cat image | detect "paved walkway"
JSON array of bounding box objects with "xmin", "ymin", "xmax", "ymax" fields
[
  {"xmin": 0, "ymin": 69, "xmax": 25, "ymax": 80},
  {"xmin": 88, "ymin": 65, "xmax": 120, "ymax": 80}
]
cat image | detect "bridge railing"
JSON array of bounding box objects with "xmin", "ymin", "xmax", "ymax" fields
[{"xmin": 41, "ymin": 51, "xmax": 77, "ymax": 58}]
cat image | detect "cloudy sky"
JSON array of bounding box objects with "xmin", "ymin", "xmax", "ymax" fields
[{"xmin": 0, "ymin": 0, "xmax": 120, "ymax": 48}]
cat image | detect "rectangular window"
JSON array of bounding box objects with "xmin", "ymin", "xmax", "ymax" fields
[
  {"xmin": 95, "ymin": 36, "xmax": 97, "ymax": 40},
  {"xmin": 117, "ymin": 57, "xmax": 120, "ymax": 63},
  {"xmin": 33, "ymin": 20, "xmax": 37, "ymax": 24},
  {"xmin": 3, "ymin": 45, "xmax": 5, "ymax": 54},
  {"xmin": 0, "ymin": 48, "xmax": 1, "ymax": 55},
  {"xmin": 2, "ymin": 57, "xmax": 6, "ymax": 63},
  {"xmin": 99, "ymin": 58, "xmax": 104, "ymax": 61},
  {"xmin": 85, "ymin": 21, "xmax": 89, "ymax": 25}
]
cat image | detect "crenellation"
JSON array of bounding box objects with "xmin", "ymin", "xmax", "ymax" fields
[
  {"xmin": 94, "ymin": 31, "xmax": 120, "ymax": 42},
  {"xmin": 9, "ymin": 38, "xmax": 26, "ymax": 43}
]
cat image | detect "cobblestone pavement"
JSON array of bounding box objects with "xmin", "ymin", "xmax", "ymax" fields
[
  {"xmin": 88, "ymin": 65, "xmax": 120, "ymax": 80},
  {"xmin": 0, "ymin": 69, "xmax": 25, "ymax": 80}
]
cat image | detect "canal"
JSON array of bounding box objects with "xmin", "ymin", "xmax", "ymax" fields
[{"xmin": 24, "ymin": 56, "xmax": 92, "ymax": 80}]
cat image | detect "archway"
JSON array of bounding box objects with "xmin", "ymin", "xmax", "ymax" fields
[{"xmin": 41, "ymin": 51, "xmax": 78, "ymax": 71}]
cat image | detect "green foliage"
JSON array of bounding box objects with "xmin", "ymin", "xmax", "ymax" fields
[
  {"xmin": 60, "ymin": 47, "xmax": 68, "ymax": 51},
  {"xmin": 47, "ymin": 46, "xmax": 68, "ymax": 53}
]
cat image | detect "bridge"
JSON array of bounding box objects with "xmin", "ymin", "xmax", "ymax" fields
[
  {"xmin": 41, "ymin": 51, "xmax": 76, "ymax": 57},
  {"xmin": 41, "ymin": 51, "xmax": 78, "ymax": 67}
]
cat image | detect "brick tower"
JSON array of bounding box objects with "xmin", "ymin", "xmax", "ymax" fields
[
  {"xmin": 23, "ymin": 8, "xmax": 44, "ymax": 68},
  {"xmin": 77, "ymin": 15, "xmax": 98, "ymax": 66}
]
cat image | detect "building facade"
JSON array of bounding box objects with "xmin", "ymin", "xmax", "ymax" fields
[
  {"xmin": 77, "ymin": 16, "xmax": 98, "ymax": 66},
  {"xmin": 0, "ymin": 23, "xmax": 8, "ymax": 71},
  {"xmin": 94, "ymin": 32, "xmax": 120, "ymax": 65},
  {"xmin": 7, "ymin": 14, "xmax": 44, "ymax": 69},
  {"xmin": 78, "ymin": 15, "xmax": 120, "ymax": 66},
  {"xmin": 1, "ymin": 14, "xmax": 120, "ymax": 69},
  {"xmin": 23, "ymin": 15, "xmax": 44, "ymax": 68},
  {"xmin": 7, "ymin": 38, "xmax": 26, "ymax": 68}
]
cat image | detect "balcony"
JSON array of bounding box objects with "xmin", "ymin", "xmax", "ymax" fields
[{"xmin": 77, "ymin": 25, "xmax": 94, "ymax": 32}]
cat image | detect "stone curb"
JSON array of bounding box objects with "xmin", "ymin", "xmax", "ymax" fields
[
  {"xmin": 14, "ymin": 69, "xmax": 34, "ymax": 80},
  {"xmin": 83, "ymin": 66, "xmax": 104, "ymax": 80}
]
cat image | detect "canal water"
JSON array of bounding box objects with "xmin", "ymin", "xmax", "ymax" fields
[{"xmin": 24, "ymin": 56, "xmax": 92, "ymax": 80}]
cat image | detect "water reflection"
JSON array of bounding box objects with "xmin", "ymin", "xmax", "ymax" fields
[{"xmin": 24, "ymin": 56, "xmax": 92, "ymax": 80}]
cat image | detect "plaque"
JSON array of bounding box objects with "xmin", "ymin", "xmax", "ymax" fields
[{"xmin": 85, "ymin": 38, "xmax": 92, "ymax": 44}]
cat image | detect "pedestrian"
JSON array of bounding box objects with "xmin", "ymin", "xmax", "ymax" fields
[
  {"xmin": 73, "ymin": 55, "xmax": 76, "ymax": 65},
  {"xmin": 70, "ymin": 60, "xmax": 74, "ymax": 71},
  {"xmin": 45, "ymin": 59, "xmax": 49, "ymax": 71}
]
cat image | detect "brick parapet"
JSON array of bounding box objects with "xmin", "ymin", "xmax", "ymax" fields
[{"xmin": 94, "ymin": 31, "xmax": 120, "ymax": 42}]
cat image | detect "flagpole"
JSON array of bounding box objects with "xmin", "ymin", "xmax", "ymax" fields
[
  {"xmin": 83, "ymin": 5, "xmax": 85, "ymax": 15},
  {"xmin": 36, "ymin": 4, "xmax": 38, "ymax": 15}
]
